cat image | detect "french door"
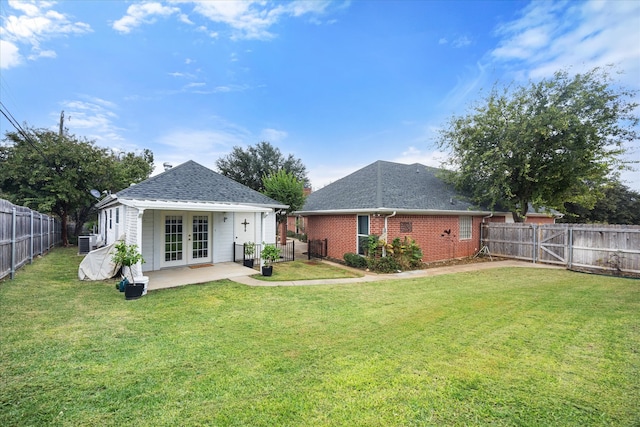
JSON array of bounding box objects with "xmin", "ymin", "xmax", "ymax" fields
[{"xmin": 162, "ymin": 212, "xmax": 211, "ymax": 267}]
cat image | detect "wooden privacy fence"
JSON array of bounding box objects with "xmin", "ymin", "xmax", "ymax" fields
[
  {"xmin": 481, "ymin": 223, "xmax": 640, "ymax": 276},
  {"xmin": 0, "ymin": 199, "xmax": 62, "ymax": 280}
]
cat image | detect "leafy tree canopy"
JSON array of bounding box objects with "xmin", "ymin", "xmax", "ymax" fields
[
  {"xmin": 262, "ymin": 169, "xmax": 306, "ymax": 220},
  {"xmin": 262, "ymin": 169, "xmax": 306, "ymax": 244},
  {"xmin": 1, "ymin": 127, "xmax": 154, "ymax": 245},
  {"xmin": 437, "ymin": 67, "xmax": 638, "ymax": 222},
  {"xmin": 562, "ymin": 179, "xmax": 640, "ymax": 225},
  {"xmin": 216, "ymin": 141, "xmax": 309, "ymax": 192}
]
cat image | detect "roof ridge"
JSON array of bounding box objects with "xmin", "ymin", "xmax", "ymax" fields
[{"xmin": 376, "ymin": 160, "xmax": 383, "ymax": 207}]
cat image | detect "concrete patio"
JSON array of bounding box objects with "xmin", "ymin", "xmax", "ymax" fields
[
  {"xmin": 144, "ymin": 238, "xmax": 309, "ymax": 291},
  {"xmin": 145, "ymin": 262, "xmax": 257, "ymax": 291}
]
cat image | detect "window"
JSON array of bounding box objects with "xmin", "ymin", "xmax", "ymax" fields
[
  {"xmin": 459, "ymin": 216, "xmax": 472, "ymax": 240},
  {"xmin": 115, "ymin": 208, "xmax": 119, "ymax": 224},
  {"xmin": 109, "ymin": 209, "xmax": 112, "ymax": 229},
  {"xmin": 357, "ymin": 215, "xmax": 369, "ymax": 255}
]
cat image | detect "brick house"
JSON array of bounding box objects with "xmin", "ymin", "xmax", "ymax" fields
[{"xmin": 295, "ymin": 160, "xmax": 556, "ymax": 263}]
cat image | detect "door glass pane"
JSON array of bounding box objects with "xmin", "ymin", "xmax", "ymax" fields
[
  {"xmin": 192, "ymin": 215, "xmax": 209, "ymax": 259},
  {"xmin": 165, "ymin": 215, "xmax": 183, "ymax": 261}
]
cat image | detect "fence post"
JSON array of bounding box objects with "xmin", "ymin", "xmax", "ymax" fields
[
  {"xmin": 39, "ymin": 213, "xmax": 43, "ymax": 255},
  {"xmin": 30, "ymin": 210, "xmax": 34, "ymax": 263},
  {"xmin": 532, "ymin": 224, "xmax": 537, "ymax": 264},
  {"xmin": 10, "ymin": 207, "xmax": 16, "ymax": 279},
  {"xmin": 292, "ymin": 240, "xmax": 295, "ymax": 261},
  {"xmin": 568, "ymin": 227, "xmax": 573, "ymax": 269}
]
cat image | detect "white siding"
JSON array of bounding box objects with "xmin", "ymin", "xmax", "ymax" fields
[
  {"xmin": 101, "ymin": 205, "xmax": 276, "ymax": 272},
  {"xmin": 141, "ymin": 210, "xmax": 154, "ymax": 272},
  {"xmin": 263, "ymin": 212, "xmax": 277, "ymax": 244},
  {"xmin": 213, "ymin": 212, "xmax": 234, "ymax": 263}
]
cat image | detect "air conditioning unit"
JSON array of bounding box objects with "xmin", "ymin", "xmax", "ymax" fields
[
  {"xmin": 78, "ymin": 236, "xmax": 91, "ymax": 255},
  {"xmin": 89, "ymin": 234, "xmax": 98, "ymax": 248}
]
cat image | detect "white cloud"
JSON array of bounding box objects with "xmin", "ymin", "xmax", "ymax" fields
[
  {"xmin": 0, "ymin": 40, "xmax": 22, "ymax": 68},
  {"xmin": 188, "ymin": 0, "xmax": 335, "ymax": 40},
  {"xmin": 392, "ymin": 146, "xmax": 446, "ymax": 168},
  {"xmin": 308, "ymin": 163, "xmax": 364, "ymax": 190},
  {"xmin": 452, "ymin": 35, "xmax": 471, "ymax": 48},
  {"xmin": 59, "ymin": 97, "xmax": 124, "ymax": 145},
  {"xmin": 27, "ymin": 48, "xmax": 56, "ymax": 61},
  {"xmin": 491, "ymin": 0, "xmax": 640, "ymax": 88},
  {"xmin": 0, "ymin": 1, "xmax": 92, "ymax": 68},
  {"xmin": 110, "ymin": 0, "xmax": 340, "ymax": 40},
  {"xmin": 157, "ymin": 128, "xmax": 249, "ymax": 158},
  {"xmin": 440, "ymin": 61, "xmax": 490, "ymax": 110},
  {"xmin": 112, "ymin": 2, "xmax": 180, "ymax": 34},
  {"xmin": 260, "ymin": 128, "xmax": 288, "ymax": 143}
]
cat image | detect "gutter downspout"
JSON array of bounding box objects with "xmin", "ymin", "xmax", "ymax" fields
[
  {"xmin": 382, "ymin": 211, "xmax": 397, "ymax": 257},
  {"xmin": 480, "ymin": 212, "xmax": 493, "ymax": 254}
]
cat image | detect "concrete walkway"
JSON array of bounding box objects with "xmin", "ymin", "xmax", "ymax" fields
[
  {"xmin": 144, "ymin": 259, "xmax": 562, "ymax": 291},
  {"xmin": 230, "ymin": 259, "xmax": 562, "ymax": 287}
]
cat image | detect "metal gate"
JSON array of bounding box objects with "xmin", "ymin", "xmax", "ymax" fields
[{"xmin": 308, "ymin": 239, "xmax": 327, "ymax": 260}]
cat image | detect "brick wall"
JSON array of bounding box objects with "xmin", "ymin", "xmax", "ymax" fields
[
  {"xmin": 382, "ymin": 214, "xmax": 483, "ymax": 262},
  {"xmin": 306, "ymin": 215, "xmax": 357, "ymax": 260},
  {"xmin": 305, "ymin": 213, "xmax": 490, "ymax": 263},
  {"xmin": 525, "ymin": 216, "xmax": 556, "ymax": 224}
]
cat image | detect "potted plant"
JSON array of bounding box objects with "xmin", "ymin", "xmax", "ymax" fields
[
  {"xmin": 243, "ymin": 242, "xmax": 256, "ymax": 268},
  {"xmin": 112, "ymin": 241, "xmax": 145, "ymax": 300},
  {"xmin": 260, "ymin": 243, "xmax": 280, "ymax": 276}
]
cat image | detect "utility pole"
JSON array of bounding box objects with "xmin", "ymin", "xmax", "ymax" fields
[{"xmin": 59, "ymin": 110, "xmax": 64, "ymax": 137}]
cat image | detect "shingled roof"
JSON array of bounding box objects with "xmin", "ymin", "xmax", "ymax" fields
[
  {"xmin": 114, "ymin": 160, "xmax": 286, "ymax": 208},
  {"xmin": 297, "ymin": 160, "xmax": 484, "ymax": 214}
]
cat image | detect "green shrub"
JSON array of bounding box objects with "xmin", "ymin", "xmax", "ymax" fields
[
  {"xmin": 368, "ymin": 256, "xmax": 401, "ymax": 273},
  {"xmin": 344, "ymin": 252, "xmax": 367, "ymax": 268}
]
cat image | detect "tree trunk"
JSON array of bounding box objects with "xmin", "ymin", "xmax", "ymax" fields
[
  {"xmin": 60, "ymin": 212, "xmax": 69, "ymax": 246},
  {"xmin": 280, "ymin": 221, "xmax": 287, "ymax": 245},
  {"xmin": 512, "ymin": 199, "xmax": 529, "ymax": 223}
]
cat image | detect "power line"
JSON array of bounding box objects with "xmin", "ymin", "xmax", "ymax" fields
[{"xmin": 0, "ymin": 100, "xmax": 50, "ymax": 163}]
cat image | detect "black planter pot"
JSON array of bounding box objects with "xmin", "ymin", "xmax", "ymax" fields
[
  {"xmin": 125, "ymin": 282, "xmax": 145, "ymax": 300},
  {"xmin": 261, "ymin": 265, "xmax": 273, "ymax": 276},
  {"xmin": 243, "ymin": 259, "xmax": 254, "ymax": 268}
]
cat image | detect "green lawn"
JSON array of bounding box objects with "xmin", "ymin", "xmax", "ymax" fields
[
  {"xmin": 253, "ymin": 260, "xmax": 364, "ymax": 281},
  {"xmin": 1, "ymin": 247, "xmax": 638, "ymax": 426}
]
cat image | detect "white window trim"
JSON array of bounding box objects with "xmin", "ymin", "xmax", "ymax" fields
[
  {"xmin": 357, "ymin": 214, "xmax": 370, "ymax": 255},
  {"xmin": 459, "ymin": 216, "xmax": 472, "ymax": 240}
]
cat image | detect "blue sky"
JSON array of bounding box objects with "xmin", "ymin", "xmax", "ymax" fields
[{"xmin": 1, "ymin": 0, "xmax": 639, "ymax": 191}]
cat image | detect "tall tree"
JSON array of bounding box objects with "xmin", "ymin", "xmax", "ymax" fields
[
  {"xmin": 216, "ymin": 141, "xmax": 309, "ymax": 192},
  {"xmin": 262, "ymin": 169, "xmax": 306, "ymax": 243},
  {"xmin": 437, "ymin": 67, "xmax": 638, "ymax": 222},
  {"xmin": 562, "ymin": 180, "xmax": 640, "ymax": 225},
  {"xmin": 72, "ymin": 148, "xmax": 154, "ymax": 237},
  {"xmin": 1, "ymin": 127, "xmax": 153, "ymax": 245}
]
